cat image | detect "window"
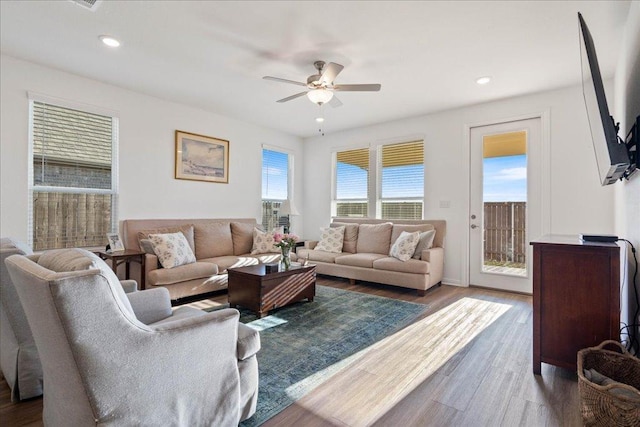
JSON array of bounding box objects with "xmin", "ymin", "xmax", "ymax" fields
[
  {"xmin": 261, "ymin": 147, "xmax": 291, "ymax": 231},
  {"xmin": 29, "ymin": 99, "xmax": 118, "ymax": 250},
  {"xmin": 379, "ymin": 140, "xmax": 424, "ymax": 219},
  {"xmin": 334, "ymin": 140, "xmax": 424, "ymax": 220},
  {"xmin": 334, "ymin": 148, "xmax": 369, "ymax": 217}
]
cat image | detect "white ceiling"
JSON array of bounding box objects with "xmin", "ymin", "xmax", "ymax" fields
[{"xmin": 0, "ymin": 1, "xmax": 632, "ymax": 138}]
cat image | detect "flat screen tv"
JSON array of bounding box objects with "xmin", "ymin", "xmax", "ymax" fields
[{"xmin": 578, "ymin": 12, "xmax": 631, "ymax": 186}]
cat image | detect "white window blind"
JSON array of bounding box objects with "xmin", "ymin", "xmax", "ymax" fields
[
  {"xmin": 380, "ymin": 140, "xmax": 424, "ymax": 219},
  {"xmin": 29, "ymin": 100, "xmax": 118, "ymax": 250},
  {"xmin": 335, "ymin": 148, "xmax": 369, "ymax": 217},
  {"xmin": 261, "ymin": 148, "xmax": 289, "ymax": 230}
]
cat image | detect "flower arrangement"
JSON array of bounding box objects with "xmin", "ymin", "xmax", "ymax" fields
[
  {"xmin": 274, "ymin": 232, "xmax": 298, "ymax": 270},
  {"xmin": 273, "ymin": 233, "xmax": 298, "ymax": 250}
]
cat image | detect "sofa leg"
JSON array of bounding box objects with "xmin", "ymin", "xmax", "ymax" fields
[
  {"xmin": 349, "ymin": 278, "xmax": 356, "ymax": 285},
  {"xmin": 416, "ymin": 289, "xmax": 426, "ymax": 297}
]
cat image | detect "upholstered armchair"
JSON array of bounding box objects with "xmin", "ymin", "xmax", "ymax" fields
[
  {"xmin": 1, "ymin": 238, "xmax": 136, "ymax": 402},
  {"xmin": 5, "ymin": 248, "xmax": 260, "ymax": 425},
  {"xmin": 0, "ymin": 237, "xmax": 42, "ymax": 401}
]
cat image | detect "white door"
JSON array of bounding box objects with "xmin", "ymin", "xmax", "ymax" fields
[{"xmin": 469, "ymin": 118, "xmax": 542, "ymax": 294}]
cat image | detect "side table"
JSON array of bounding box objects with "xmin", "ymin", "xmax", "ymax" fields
[{"xmin": 95, "ymin": 250, "xmax": 146, "ymax": 290}]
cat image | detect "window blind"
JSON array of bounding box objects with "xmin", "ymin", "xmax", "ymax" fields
[
  {"xmin": 30, "ymin": 101, "xmax": 117, "ymax": 250},
  {"xmin": 261, "ymin": 148, "xmax": 289, "ymax": 230},
  {"xmin": 380, "ymin": 140, "xmax": 424, "ymax": 219},
  {"xmin": 335, "ymin": 148, "xmax": 369, "ymax": 217}
]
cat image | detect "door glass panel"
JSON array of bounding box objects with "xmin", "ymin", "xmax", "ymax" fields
[{"xmin": 482, "ymin": 131, "xmax": 527, "ymax": 276}]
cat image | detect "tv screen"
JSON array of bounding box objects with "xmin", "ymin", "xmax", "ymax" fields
[{"xmin": 578, "ymin": 12, "xmax": 630, "ymax": 186}]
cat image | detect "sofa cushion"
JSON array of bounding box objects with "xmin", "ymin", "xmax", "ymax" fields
[
  {"xmin": 148, "ymin": 232, "xmax": 197, "ymax": 269},
  {"xmin": 194, "ymin": 222, "xmax": 234, "ymax": 259},
  {"xmin": 251, "ymin": 229, "xmax": 279, "ymax": 254},
  {"xmin": 373, "ymin": 257, "xmax": 430, "ymax": 274},
  {"xmin": 412, "ymin": 229, "xmax": 437, "ymax": 259},
  {"xmin": 315, "ymin": 226, "xmax": 345, "ymax": 253},
  {"xmin": 231, "ymin": 222, "xmax": 255, "ymax": 255},
  {"xmin": 331, "ymin": 222, "xmax": 359, "ymax": 253},
  {"xmin": 138, "ymin": 225, "xmax": 195, "ymax": 253},
  {"xmin": 391, "ymin": 224, "xmax": 434, "ymax": 246},
  {"xmin": 37, "ymin": 248, "xmax": 135, "ymax": 315},
  {"xmin": 335, "ymin": 253, "xmax": 387, "ymax": 268},
  {"xmin": 389, "ymin": 231, "xmax": 420, "ymax": 262},
  {"xmin": 147, "ymin": 262, "xmax": 219, "ymax": 287},
  {"xmin": 296, "ymin": 248, "xmax": 344, "ymax": 263},
  {"xmin": 356, "ymin": 223, "xmax": 393, "ymax": 255},
  {"xmin": 199, "ymin": 255, "xmax": 259, "ymax": 272}
]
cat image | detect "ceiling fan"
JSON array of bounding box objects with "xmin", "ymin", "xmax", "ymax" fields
[{"xmin": 263, "ymin": 60, "xmax": 381, "ymax": 107}]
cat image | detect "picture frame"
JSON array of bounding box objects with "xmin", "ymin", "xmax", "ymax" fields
[
  {"xmin": 106, "ymin": 233, "xmax": 124, "ymax": 252},
  {"xmin": 175, "ymin": 130, "xmax": 229, "ymax": 183}
]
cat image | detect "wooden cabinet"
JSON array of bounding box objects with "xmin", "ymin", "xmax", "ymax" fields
[{"xmin": 531, "ymin": 235, "xmax": 620, "ymax": 375}]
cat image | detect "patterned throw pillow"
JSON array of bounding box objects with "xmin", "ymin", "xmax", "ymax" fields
[
  {"xmin": 389, "ymin": 231, "xmax": 421, "ymax": 262},
  {"xmin": 148, "ymin": 232, "xmax": 196, "ymax": 269},
  {"xmin": 251, "ymin": 228, "xmax": 279, "ymax": 254},
  {"xmin": 315, "ymin": 226, "xmax": 345, "ymax": 253}
]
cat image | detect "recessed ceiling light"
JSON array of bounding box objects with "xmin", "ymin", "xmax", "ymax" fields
[
  {"xmin": 315, "ymin": 117, "xmax": 325, "ymax": 123},
  {"xmin": 476, "ymin": 76, "xmax": 491, "ymax": 85},
  {"xmin": 99, "ymin": 35, "xmax": 120, "ymax": 48}
]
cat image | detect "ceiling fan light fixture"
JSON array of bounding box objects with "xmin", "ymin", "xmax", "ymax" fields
[{"xmin": 307, "ymin": 88, "xmax": 333, "ymax": 104}]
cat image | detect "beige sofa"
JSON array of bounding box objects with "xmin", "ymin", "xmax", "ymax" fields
[
  {"xmin": 296, "ymin": 218, "xmax": 445, "ymax": 295},
  {"xmin": 122, "ymin": 218, "xmax": 280, "ymax": 300}
]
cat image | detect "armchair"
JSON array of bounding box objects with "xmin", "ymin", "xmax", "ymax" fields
[
  {"xmin": 0, "ymin": 237, "xmax": 41, "ymax": 401},
  {"xmin": 2, "ymin": 239, "xmax": 137, "ymax": 402},
  {"xmin": 5, "ymin": 248, "xmax": 259, "ymax": 425}
]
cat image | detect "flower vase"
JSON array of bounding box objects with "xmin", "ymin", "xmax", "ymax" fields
[{"xmin": 281, "ymin": 246, "xmax": 291, "ymax": 270}]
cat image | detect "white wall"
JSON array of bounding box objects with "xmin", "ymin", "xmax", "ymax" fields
[
  {"xmin": 614, "ymin": 1, "xmax": 640, "ymax": 336},
  {"xmin": 303, "ymin": 84, "xmax": 619, "ymax": 286},
  {"xmin": 0, "ymin": 55, "xmax": 304, "ymax": 241}
]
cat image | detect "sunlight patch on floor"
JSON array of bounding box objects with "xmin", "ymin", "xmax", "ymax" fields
[
  {"xmin": 246, "ymin": 315, "xmax": 288, "ymax": 331},
  {"xmin": 295, "ymin": 297, "xmax": 512, "ymax": 426}
]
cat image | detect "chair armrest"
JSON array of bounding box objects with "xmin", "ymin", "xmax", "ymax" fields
[
  {"xmin": 126, "ymin": 287, "xmax": 172, "ymax": 324},
  {"xmin": 119, "ymin": 279, "xmax": 138, "ymax": 293},
  {"xmin": 305, "ymin": 241, "xmax": 318, "ymax": 249},
  {"xmin": 237, "ymin": 323, "xmax": 261, "ymax": 360},
  {"xmin": 151, "ymin": 308, "xmax": 239, "ymax": 332}
]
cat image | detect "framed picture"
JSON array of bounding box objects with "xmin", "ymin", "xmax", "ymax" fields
[
  {"xmin": 175, "ymin": 130, "xmax": 229, "ymax": 183},
  {"xmin": 106, "ymin": 233, "xmax": 124, "ymax": 252}
]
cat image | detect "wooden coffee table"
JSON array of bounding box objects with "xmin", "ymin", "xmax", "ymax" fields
[{"xmin": 227, "ymin": 264, "xmax": 316, "ymax": 318}]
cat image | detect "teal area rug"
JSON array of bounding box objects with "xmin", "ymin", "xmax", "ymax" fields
[{"xmin": 224, "ymin": 285, "xmax": 428, "ymax": 427}]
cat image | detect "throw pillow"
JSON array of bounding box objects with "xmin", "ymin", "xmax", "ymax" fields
[
  {"xmin": 412, "ymin": 229, "xmax": 437, "ymax": 259},
  {"xmin": 148, "ymin": 232, "xmax": 196, "ymax": 269},
  {"xmin": 315, "ymin": 226, "xmax": 345, "ymax": 253},
  {"xmin": 139, "ymin": 238, "xmax": 155, "ymax": 255},
  {"xmin": 389, "ymin": 231, "xmax": 421, "ymax": 262},
  {"xmin": 138, "ymin": 224, "xmax": 195, "ymax": 253},
  {"xmin": 251, "ymin": 228, "xmax": 279, "ymax": 254},
  {"xmin": 331, "ymin": 222, "xmax": 359, "ymax": 253}
]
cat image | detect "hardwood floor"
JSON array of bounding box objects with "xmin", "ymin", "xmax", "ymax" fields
[{"xmin": 0, "ymin": 277, "xmax": 582, "ymax": 426}]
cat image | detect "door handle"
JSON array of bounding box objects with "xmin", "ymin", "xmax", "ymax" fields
[{"xmin": 470, "ymin": 224, "xmax": 478, "ymax": 229}]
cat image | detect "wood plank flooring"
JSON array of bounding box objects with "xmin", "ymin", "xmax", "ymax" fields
[{"xmin": 0, "ymin": 277, "xmax": 582, "ymax": 426}]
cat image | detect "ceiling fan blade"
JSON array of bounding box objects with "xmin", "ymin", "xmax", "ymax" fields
[
  {"xmin": 277, "ymin": 91, "xmax": 308, "ymax": 103},
  {"xmin": 328, "ymin": 95, "xmax": 343, "ymax": 108},
  {"xmin": 320, "ymin": 62, "xmax": 344, "ymax": 85},
  {"xmin": 333, "ymin": 84, "xmax": 381, "ymax": 92},
  {"xmin": 263, "ymin": 76, "xmax": 307, "ymax": 87}
]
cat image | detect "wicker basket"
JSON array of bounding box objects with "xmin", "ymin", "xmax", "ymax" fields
[{"xmin": 577, "ymin": 340, "xmax": 640, "ymax": 426}]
